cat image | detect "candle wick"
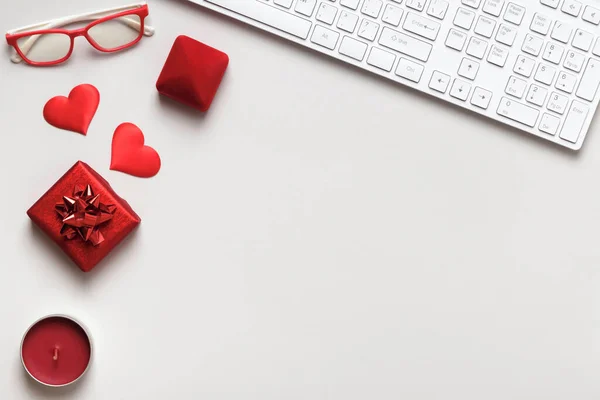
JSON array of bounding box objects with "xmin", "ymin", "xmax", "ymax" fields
[{"xmin": 53, "ymin": 347, "xmax": 59, "ymax": 361}]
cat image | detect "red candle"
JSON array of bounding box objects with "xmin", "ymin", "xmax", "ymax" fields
[{"xmin": 21, "ymin": 315, "xmax": 92, "ymax": 387}]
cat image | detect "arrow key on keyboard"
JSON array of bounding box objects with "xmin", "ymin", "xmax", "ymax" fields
[
  {"xmin": 429, "ymin": 71, "xmax": 450, "ymax": 93},
  {"xmin": 471, "ymin": 87, "xmax": 492, "ymax": 109},
  {"xmin": 450, "ymin": 79, "xmax": 472, "ymax": 101},
  {"xmin": 458, "ymin": 58, "xmax": 479, "ymax": 80}
]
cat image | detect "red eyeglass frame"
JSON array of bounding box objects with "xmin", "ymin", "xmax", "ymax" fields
[{"xmin": 5, "ymin": 4, "xmax": 150, "ymax": 66}]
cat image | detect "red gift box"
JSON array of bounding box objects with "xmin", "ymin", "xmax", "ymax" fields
[
  {"xmin": 27, "ymin": 161, "xmax": 141, "ymax": 272},
  {"xmin": 156, "ymin": 35, "xmax": 229, "ymax": 112}
]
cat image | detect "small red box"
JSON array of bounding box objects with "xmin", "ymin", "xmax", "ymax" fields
[
  {"xmin": 156, "ymin": 35, "xmax": 229, "ymax": 112},
  {"xmin": 27, "ymin": 161, "xmax": 141, "ymax": 272}
]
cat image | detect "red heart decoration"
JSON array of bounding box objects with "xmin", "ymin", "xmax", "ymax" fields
[
  {"xmin": 110, "ymin": 123, "xmax": 161, "ymax": 178},
  {"xmin": 43, "ymin": 84, "xmax": 100, "ymax": 135}
]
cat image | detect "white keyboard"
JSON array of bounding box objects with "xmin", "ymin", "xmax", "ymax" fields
[{"xmin": 191, "ymin": 0, "xmax": 600, "ymax": 150}]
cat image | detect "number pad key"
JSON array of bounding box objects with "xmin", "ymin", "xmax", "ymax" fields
[
  {"xmin": 527, "ymin": 84, "xmax": 549, "ymax": 106},
  {"xmin": 551, "ymin": 22, "xmax": 572, "ymax": 43},
  {"xmin": 572, "ymin": 29, "xmax": 594, "ymax": 52},
  {"xmin": 539, "ymin": 113, "xmax": 561, "ymax": 135},
  {"xmin": 564, "ymin": 50, "xmax": 585, "ymax": 72},
  {"xmin": 530, "ymin": 13, "xmax": 552, "ymax": 36},
  {"xmin": 522, "ymin": 34, "xmax": 544, "ymax": 56},
  {"xmin": 534, "ymin": 64, "xmax": 557, "ymax": 85},
  {"xmin": 542, "ymin": 42, "xmax": 565, "ymax": 64},
  {"xmin": 505, "ymin": 76, "xmax": 527, "ymax": 98},
  {"xmin": 514, "ymin": 55, "xmax": 536, "ymax": 77},
  {"xmin": 358, "ymin": 19, "xmax": 379, "ymax": 41},
  {"xmin": 547, "ymin": 92, "xmax": 569, "ymax": 114},
  {"xmin": 556, "ymin": 71, "xmax": 577, "ymax": 93}
]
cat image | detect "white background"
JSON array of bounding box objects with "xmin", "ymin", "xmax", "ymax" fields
[{"xmin": 1, "ymin": 0, "xmax": 600, "ymax": 398}]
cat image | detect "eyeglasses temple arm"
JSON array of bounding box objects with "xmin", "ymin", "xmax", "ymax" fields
[{"xmin": 11, "ymin": 10, "xmax": 154, "ymax": 63}]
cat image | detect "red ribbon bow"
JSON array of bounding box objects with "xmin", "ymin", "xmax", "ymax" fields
[{"xmin": 55, "ymin": 184, "xmax": 116, "ymax": 246}]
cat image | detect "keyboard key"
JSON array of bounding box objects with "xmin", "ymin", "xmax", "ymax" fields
[
  {"xmin": 471, "ymin": 87, "xmax": 492, "ymax": 109},
  {"xmin": 474, "ymin": 15, "xmax": 496, "ymax": 38},
  {"xmin": 378, "ymin": 27, "xmax": 433, "ymax": 62},
  {"xmin": 582, "ymin": 6, "xmax": 600, "ymax": 25},
  {"xmin": 572, "ymin": 29, "xmax": 594, "ymax": 51},
  {"xmin": 382, "ymin": 4, "xmax": 403, "ymax": 26},
  {"xmin": 274, "ymin": 0, "xmax": 293, "ymax": 8},
  {"xmin": 594, "ymin": 39, "xmax": 600, "ymax": 56},
  {"xmin": 458, "ymin": 58, "xmax": 479, "ymax": 80},
  {"xmin": 337, "ymin": 10, "xmax": 359, "ymax": 32},
  {"xmin": 338, "ymin": 36, "xmax": 367, "ymax": 60},
  {"xmin": 560, "ymin": 101, "xmax": 588, "ymax": 143},
  {"xmin": 514, "ymin": 55, "xmax": 536, "ymax": 77},
  {"xmin": 429, "ymin": 71, "xmax": 451, "ymax": 93},
  {"xmin": 361, "ymin": 0, "xmax": 382, "ymax": 18},
  {"xmin": 564, "ymin": 50, "xmax": 585, "ymax": 72},
  {"xmin": 311, "ymin": 25, "xmax": 340, "ymax": 49},
  {"xmin": 503, "ymin": 3, "xmax": 526, "ymax": 25},
  {"xmin": 466, "ymin": 37, "xmax": 488, "ymax": 59},
  {"xmin": 357, "ymin": 19, "xmax": 379, "ymax": 41},
  {"xmin": 427, "ymin": 0, "xmax": 449, "ymax": 20},
  {"xmin": 527, "ymin": 84, "xmax": 548, "ymax": 106},
  {"xmin": 340, "ymin": 0, "xmax": 360, "ymax": 10},
  {"xmin": 576, "ymin": 58, "xmax": 600, "ymax": 101},
  {"xmin": 496, "ymin": 24, "xmax": 517, "ymax": 46},
  {"xmin": 367, "ymin": 47, "xmax": 395, "ymax": 71},
  {"xmin": 551, "ymin": 21, "xmax": 572, "ymax": 43},
  {"xmin": 522, "ymin": 34, "xmax": 544, "ymax": 56},
  {"xmin": 454, "ymin": 8, "xmax": 476, "ymax": 30},
  {"xmin": 487, "ymin": 44, "xmax": 509, "ymax": 67},
  {"xmin": 530, "ymin": 13, "xmax": 552, "ymax": 35},
  {"xmin": 483, "ymin": 0, "xmax": 504, "ymax": 17},
  {"xmin": 450, "ymin": 79, "xmax": 472, "ymax": 101},
  {"xmin": 534, "ymin": 64, "xmax": 556, "ymax": 85},
  {"xmin": 540, "ymin": 0, "xmax": 559, "ymax": 9},
  {"xmin": 295, "ymin": 0, "xmax": 317, "ymax": 16},
  {"xmin": 316, "ymin": 3, "xmax": 338, "ymax": 24},
  {"xmin": 562, "ymin": 0, "xmax": 582, "ymax": 17},
  {"xmin": 395, "ymin": 58, "xmax": 424, "ymax": 82},
  {"xmin": 539, "ymin": 113, "xmax": 561, "ymax": 135},
  {"xmin": 462, "ymin": 0, "xmax": 481, "ymax": 9},
  {"xmin": 497, "ymin": 97, "xmax": 540, "ymax": 127},
  {"xmin": 505, "ymin": 75, "xmax": 527, "ymax": 98},
  {"xmin": 403, "ymin": 13, "xmax": 441, "ymax": 41},
  {"xmin": 446, "ymin": 29, "xmax": 468, "ymax": 51},
  {"xmin": 547, "ymin": 92, "xmax": 569, "ymax": 114},
  {"xmin": 542, "ymin": 42, "xmax": 564, "ymax": 64},
  {"xmin": 406, "ymin": 0, "xmax": 426, "ymax": 11},
  {"xmin": 556, "ymin": 71, "xmax": 577, "ymax": 93},
  {"xmin": 209, "ymin": 0, "xmax": 313, "ymax": 39}
]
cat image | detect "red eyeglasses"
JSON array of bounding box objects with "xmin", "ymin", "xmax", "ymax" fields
[{"xmin": 5, "ymin": 2, "xmax": 154, "ymax": 66}]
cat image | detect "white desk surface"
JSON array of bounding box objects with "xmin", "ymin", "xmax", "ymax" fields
[{"xmin": 1, "ymin": 0, "xmax": 600, "ymax": 398}]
